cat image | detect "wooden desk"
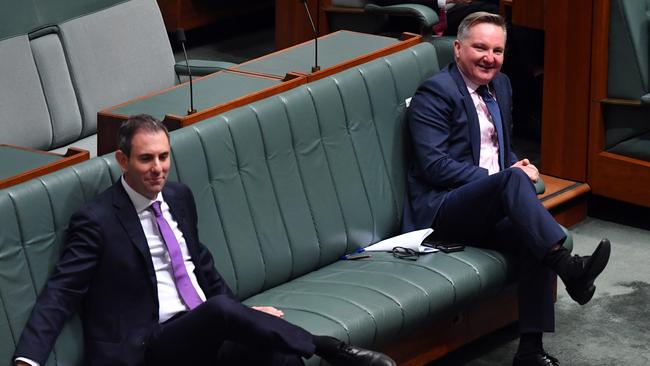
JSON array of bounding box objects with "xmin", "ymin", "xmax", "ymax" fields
[
  {"xmin": 0, "ymin": 145, "xmax": 90, "ymax": 190},
  {"xmin": 234, "ymin": 30, "xmax": 421, "ymax": 82},
  {"xmin": 97, "ymin": 31, "xmax": 420, "ymax": 155},
  {"xmin": 500, "ymin": 0, "xmax": 545, "ymax": 30},
  {"xmin": 98, "ymin": 71, "xmax": 305, "ymax": 155}
]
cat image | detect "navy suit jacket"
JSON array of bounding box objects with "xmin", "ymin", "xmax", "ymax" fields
[
  {"xmin": 402, "ymin": 63, "xmax": 518, "ymax": 232},
  {"xmin": 14, "ymin": 181, "xmax": 233, "ymax": 366}
]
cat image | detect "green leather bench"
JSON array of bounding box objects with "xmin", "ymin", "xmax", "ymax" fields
[{"xmin": 0, "ymin": 42, "xmax": 571, "ymax": 365}]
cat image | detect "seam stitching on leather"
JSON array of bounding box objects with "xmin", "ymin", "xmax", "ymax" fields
[
  {"xmin": 305, "ymin": 84, "xmax": 351, "ymax": 256},
  {"xmin": 332, "ymin": 75, "xmax": 377, "ymax": 244},
  {"xmin": 250, "ymin": 105, "xmax": 296, "ymax": 281},
  {"xmin": 279, "ymin": 94, "xmax": 323, "ymax": 265},
  {"xmin": 224, "ymin": 117, "xmax": 268, "ymax": 293},
  {"xmin": 193, "ymin": 124, "xmax": 241, "ymax": 296}
]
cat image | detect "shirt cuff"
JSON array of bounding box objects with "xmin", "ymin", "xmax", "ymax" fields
[
  {"xmin": 438, "ymin": 0, "xmax": 446, "ymax": 9},
  {"xmin": 15, "ymin": 357, "xmax": 40, "ymax": 366}
]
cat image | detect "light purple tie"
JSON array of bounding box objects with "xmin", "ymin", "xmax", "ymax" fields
[{"xmin": 150, "ymin": 201, "xmax": 203, "ymax": 310}]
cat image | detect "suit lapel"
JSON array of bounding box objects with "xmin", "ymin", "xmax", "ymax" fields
[
  {"xmin": 450, "ymin": 64, "xmax": 481, "ymax": 165},
  {"xmin": 112, "ymin": 182, "xmax": 156, "ymax": 283}
]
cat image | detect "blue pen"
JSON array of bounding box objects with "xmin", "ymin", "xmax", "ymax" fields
[{"xmin": 340, "ymin": 248, "xmax": 370, "ymax": 260}]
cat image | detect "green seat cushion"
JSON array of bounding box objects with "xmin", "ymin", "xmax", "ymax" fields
[{"xmin": 607, "ymin": 131, "xmax": 650, "ymax": 161}]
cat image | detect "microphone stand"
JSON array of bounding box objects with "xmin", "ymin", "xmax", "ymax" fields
[
  {"xmin": 301, "ymin": 0, "xmax": 320, "ymax": 72},
  {"xmin": 176, "ymin": 28, "xmax": 197, "ymax": 115}
]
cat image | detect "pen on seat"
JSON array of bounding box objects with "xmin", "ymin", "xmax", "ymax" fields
[{"xmin": 340, "ymin": 248, "xmax": 369, "ymax": 260}]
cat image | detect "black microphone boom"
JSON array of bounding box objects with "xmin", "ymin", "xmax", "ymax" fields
[
  {"xmin": 176, "ymin": 28, "xmax": 197, "ymax": 115},
  {"xmin": 300, "ymin": 0, "xmax": 320, "ymax": 72}
]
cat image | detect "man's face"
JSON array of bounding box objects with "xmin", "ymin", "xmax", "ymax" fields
[
  {"xmin": 454, "ymin": 22, "xmax": 505, "ymax": 86},
  {"xmin": 116, "ymin": 130, "xmax": 170, "ymax": 199}
]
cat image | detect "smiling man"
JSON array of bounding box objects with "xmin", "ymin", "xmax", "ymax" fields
[
  {"xmin": 403, "ymin": 12, "xmax": 611, "ymax": 366},
  {"xmin": 14, "ymin": 114, "xmax": 395, "ymax": 366}
]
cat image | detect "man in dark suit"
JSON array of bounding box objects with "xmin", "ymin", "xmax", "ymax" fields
[
  {"xmin": 13, "ymin": 115, "xmax": 395, "ymax": 366},
  {"xmin": 403, "ymin": 12, "xmax": 611, "ymax": 366}
]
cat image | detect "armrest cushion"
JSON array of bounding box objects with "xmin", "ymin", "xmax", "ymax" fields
[
  {"xmin": 364, "ymin": 3, "xmax": 439, "ymax": 29},
  {"xmin": 174, "ymin": 59, "xmax": 237, "ymax": 77},
  {"xmin": 535, "ymin": 176, "xmax": 545, "ymax": 195},
  {"xmin": 640, "ymin": 93, "xmax": 650, "ymax": 104}
]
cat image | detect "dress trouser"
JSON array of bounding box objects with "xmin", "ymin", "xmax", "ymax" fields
[
  {"xmin": 145, "ymin": 295, "xmax": 316, "ymax": 365},
  {"xmin": 431, "ymin": 168, "xmax": 567, "ymax": 333}
]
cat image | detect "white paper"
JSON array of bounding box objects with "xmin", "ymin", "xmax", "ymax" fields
[{"xmin": 364, "ymin": 228, "xmax": 438, "ymax": 253}]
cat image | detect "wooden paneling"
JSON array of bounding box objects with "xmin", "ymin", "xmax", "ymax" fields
[
  {"xmin": 157, "ymin": 0, "xmax": 272, "ymax": 32},
  {"xmin": 275, "ymin": 0, "xmax": 330, "ymax": 50},
  {"xmin": 511, "ymin": 0, "xmax": 545, "ymax": 30},
  {"xmin": 540, "ymin": 0, "xmax": 593, "ymax": 181}
]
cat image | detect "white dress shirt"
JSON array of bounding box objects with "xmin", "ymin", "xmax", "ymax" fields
[{"xmin": 458, "ymin": 71, "xmax": 502, "ymax": 175}]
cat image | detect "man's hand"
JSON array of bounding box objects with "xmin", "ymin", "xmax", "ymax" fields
[
  {"xmin": 252, "ymin": 306, "xmax": 284, "ymax": 318},
  {"xmin": 511, "ymin": 158, "xmax": 539, "ymax": 183},
  {"xmin": 15, "ymin": 361, "xmax": 31, "ymax": 366}
]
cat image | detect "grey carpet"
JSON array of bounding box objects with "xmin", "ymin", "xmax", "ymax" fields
[{"xmin": 431, "ymin": 218, "xmax": 650, "ymax": 365}]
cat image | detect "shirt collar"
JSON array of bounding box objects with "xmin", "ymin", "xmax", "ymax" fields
[
  {"xmin": 121, "ymin": 176, "xmax": 161, "ymax": 214},
  {"xmin": 456, "ymin": 65, "xmax": 488, "ymax": 95}
]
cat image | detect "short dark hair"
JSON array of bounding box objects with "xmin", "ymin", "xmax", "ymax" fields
[
  {"xmin": 117, "ymin": 114, "xmax": 169, "ymax": 157},
  {"xmin": 457, "ymin": 12, "xmax": 507, "ymax": 42}
]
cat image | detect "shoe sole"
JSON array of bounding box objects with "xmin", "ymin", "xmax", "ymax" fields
[{"xmin": 567, "ymin": 239, "xmax": 611, "ymax": 305}]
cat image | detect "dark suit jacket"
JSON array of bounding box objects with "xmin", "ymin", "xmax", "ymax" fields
[
  {"xmin": 402, "ymin": 63, "xmax": 518, "ymax": 232},
  {"xmin": 14, "ymin": 181, "xmax": 233, "ymax": 366}
]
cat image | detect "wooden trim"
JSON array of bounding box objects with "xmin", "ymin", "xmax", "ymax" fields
[
  {"xmin": 0, "ymin": 146, "xmax": 90, "ymax": 190},
  {"xmin": 164, "ymin": 75, "xmax": 306, "ymax": 127},
  {"xmin": 598, "ymin": 97, "xmax": 642, "ymax": 106},
  {"xmin": 383, "ymin": 285, "xmax": 519, "ymax": 365},
  {"xmin": 589, "ymin": 151, "xmax": 650, "ymax": 206},
  {"xmin": 305, "ymin": 32, "xmax": 421, "ymax": 83}
]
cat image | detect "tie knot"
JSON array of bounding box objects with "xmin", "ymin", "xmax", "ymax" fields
[
  {"xmin": 150, "ymin": 201, "xmax": 162, "ymax": 217},
  {"xmin": 477, "ymin": 85, "xmax": 492, "ymax": 100}
]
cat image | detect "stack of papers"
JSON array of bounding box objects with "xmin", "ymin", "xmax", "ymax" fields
[{"xmin": 364, "ymin": 228, "xmax": 438, "ymax": 253}]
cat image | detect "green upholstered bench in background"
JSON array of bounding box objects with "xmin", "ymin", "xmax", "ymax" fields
[
  {"xmin": 0, "ymin": 42, "xmax": 571, "ymax": 365},
  {"xmin": 0, "ymin": 0, "xmax": 232, "ymax": 158}
]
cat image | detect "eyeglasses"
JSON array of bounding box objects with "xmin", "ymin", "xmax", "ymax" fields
[{"xmin": 392, "ymin": 246, "xmax": 419, "ymax": 261}]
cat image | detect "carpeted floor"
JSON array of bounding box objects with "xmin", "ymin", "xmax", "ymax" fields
[{"xmin": 431, "ymin": 217, "xmax": 650, "ymax": 366}]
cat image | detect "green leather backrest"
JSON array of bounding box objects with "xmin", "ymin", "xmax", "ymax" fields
[
  {"xmin": 0, "ymin": 0, "xmax": 128, "ymax": 41},
  {"xmin": 608, "ymin": 0, "xmax": 650, "ymax": 99},
  {"xmin": 171, "ymin": 42, "xmax": 439, "ymax": 299}
]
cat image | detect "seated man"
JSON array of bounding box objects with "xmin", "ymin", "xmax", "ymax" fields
[
  {"xmin": 14, "ymin": 114, "xmax": 395, "ymax": 366},
  {"xmin": 403, "ymin": 12, "xmax": 610, "ymax": 366},
  {"xmin": 371, "ymin": 0, "xmax": 498, "ymax": 35}
]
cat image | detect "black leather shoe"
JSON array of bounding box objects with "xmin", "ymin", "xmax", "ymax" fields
[
  {"xmin": 513, "ymin": 351, "xmax": 560, "ymax": 366},
  {"xmin": 323, "ymin": 343, "xmax": 396, "ymax": 366},
  {"xmin": 564, "ymin": 238, "xmax": 611, "ymax": 305}
]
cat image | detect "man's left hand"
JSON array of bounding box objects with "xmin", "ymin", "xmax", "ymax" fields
[{"xmin": 252, "ymin": 306, "xmax": 284, "ymax": 318}]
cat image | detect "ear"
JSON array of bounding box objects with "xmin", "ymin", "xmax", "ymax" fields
[
  {"xmin": 453, "ymin": 39, "xmax": 461, "ymax": 59},
  {"xmin": 115, "ymin": 150, "xmax": 128, "ymax": 173}
]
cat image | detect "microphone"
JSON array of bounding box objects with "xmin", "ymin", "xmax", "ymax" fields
[
  {"xmin": 176, "ymin": 28, "xmax": 197, "ymax": 115},
  {"xmin": 300, "ymin": 0, "xmax": 320, "ymax": 72}
]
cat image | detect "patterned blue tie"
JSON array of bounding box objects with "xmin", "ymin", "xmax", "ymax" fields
[{"xmin": 477, "ymin": 85, "xmax": 505, "ymax": 171}]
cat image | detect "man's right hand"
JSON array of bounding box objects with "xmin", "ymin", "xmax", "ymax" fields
[{"xmin": 511, "ymin": 159, "xmax": 540, "ymax": 183}]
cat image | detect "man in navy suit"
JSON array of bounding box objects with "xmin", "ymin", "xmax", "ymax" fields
[
  {"xmin": 403, "ymin": 12, "xmax": 611, "ymax": 366},
  {"xmin": 13, "ymin": 115, "xmax": 395, "ymax": 366}
]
